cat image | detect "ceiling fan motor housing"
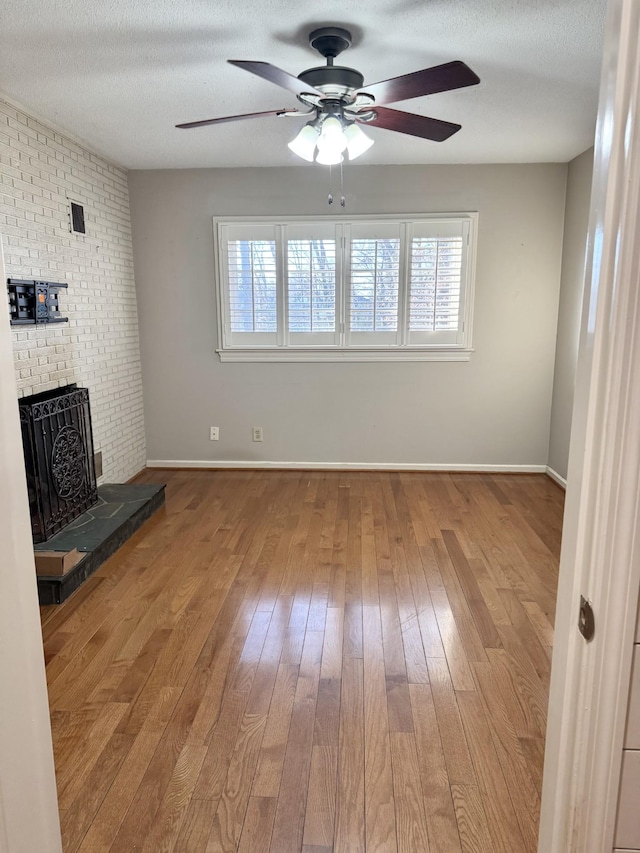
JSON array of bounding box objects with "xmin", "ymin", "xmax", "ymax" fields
[
  {"xmin": 298, "ymin": 65, "xmax": 364, "ymax": 99},
  {"xmin": 300, "ymin": 28, "xmax": 364, "ymax": 100}
]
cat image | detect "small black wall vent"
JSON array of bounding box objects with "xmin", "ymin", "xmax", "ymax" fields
[{"xmin": 70, "ymin": 201, "xmax": 86, "ymax": 234}]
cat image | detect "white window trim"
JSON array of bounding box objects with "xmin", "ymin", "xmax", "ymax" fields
[{"xmin": 213, "ymin": 213, "xmax": 478, "ymax": 363}]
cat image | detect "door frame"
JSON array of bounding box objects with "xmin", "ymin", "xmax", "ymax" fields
[
  {"xmin": 538, "ymin": 1, "xmax": 640, "ymax": 849},
  {"xmin": 0, "ymin": 237, "xmax": 62, "ymax": 849}
]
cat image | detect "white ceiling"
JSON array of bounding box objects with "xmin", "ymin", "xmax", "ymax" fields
[{"xmin": 0, "ymin": 0, "xmax": 606, "ymax": 170}]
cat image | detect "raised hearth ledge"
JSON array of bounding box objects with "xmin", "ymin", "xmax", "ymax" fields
[{"xmin": 36, "ymin": 483, "xmax": 165, "ymax": 605}]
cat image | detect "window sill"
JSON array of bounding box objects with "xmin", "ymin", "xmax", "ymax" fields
[{"xmin": 217, "ymin": 347, "xmax": 473, "ymax": 363}]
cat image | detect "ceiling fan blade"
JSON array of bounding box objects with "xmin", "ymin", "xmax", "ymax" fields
[
  {"xmin": 363, "ymin": 106, "xmax": 461, "ymax": 141},
  {"xmin": 176, "ymin": 108, "xmax": 299, "ymax": 129},
  {"xmin": 228, "ymin": 60, "xmax": 324, "ymax": 97},
  {"xmin": 359, "ymin": 60, "xmax": 480, "ymax": 105}
]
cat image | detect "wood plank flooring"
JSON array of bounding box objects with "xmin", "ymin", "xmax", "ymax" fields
[{"xmin": 40, "ymin": 470, "xmax": 564, "ymax": 852}]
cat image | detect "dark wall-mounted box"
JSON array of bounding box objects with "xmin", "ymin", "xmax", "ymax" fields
[{"xmin": 7, "ymin": 278, "xmax": 68, "ymax": 326}]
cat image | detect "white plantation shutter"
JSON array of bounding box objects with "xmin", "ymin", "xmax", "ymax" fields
[
  {"xmin": 286, "ymin": 223, "xmax": 340, "ymax": 346},
  {"xmin": 408, "ymin": 220, "xmax": 469, "ymax": 346},
  {"xmin": 347, "ymin": 222, "xmax": 402, "ymax": 345},
  {"xmin": 228, "ymin": 240, "xmax": 277, "ymax": 331},
  {"xmin": 409, "ymin": 238, "xmax": 462, "ymax": 331},
  {"xmin": 215, "ymin": 215, "xmax": 475, "ymax": 360},
  {"xmin": 218, "ymin": 223, "xmax": 280, "ymax": 346}
]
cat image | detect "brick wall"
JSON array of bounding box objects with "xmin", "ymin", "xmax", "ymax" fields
[{"xmin": 0, "ymin": 98, "xmax": 145, "ymax": 482}]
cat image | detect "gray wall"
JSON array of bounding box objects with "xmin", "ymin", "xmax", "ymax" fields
[
  {"xmin": 128, "ymin": 163, "xmax": 567, "ymax": 468},
  {"xmin": 548, "ymin": 148, "xmax": 594, "ymax": 481}
]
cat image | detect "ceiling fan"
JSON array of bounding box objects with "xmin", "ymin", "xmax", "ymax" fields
[{"xmin": 176, "ymin": 26, "xmax": 480, "ymax": 166}]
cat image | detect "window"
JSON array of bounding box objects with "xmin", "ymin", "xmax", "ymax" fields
[{"xmin": 215, "ymin": 215, "xmax": 477, "ymax": 362}]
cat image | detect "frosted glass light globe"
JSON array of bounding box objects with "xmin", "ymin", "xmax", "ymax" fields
[
  {"xmin": 344, "ymin": 123, "xmax": 374, "ymax": 160},
  {"xmin": 288, "ymin": 124, "xmax": 319, "ymax": 162}
]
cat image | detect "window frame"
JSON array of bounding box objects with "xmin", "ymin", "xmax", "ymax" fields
[{"xmin": 214, "ymin": 213, "xmax": 478, "ymax": 363}]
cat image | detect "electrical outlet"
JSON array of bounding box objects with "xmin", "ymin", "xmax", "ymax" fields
[
  {"xmin": 252, "ymin": 426, "xmax": 263, "ymax": 442},
  {"xmin": 209, "ymin": 426, "xmax": 219, "ymax": 441}
]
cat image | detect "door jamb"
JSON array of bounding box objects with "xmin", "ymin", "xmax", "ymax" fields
[{"xmin": 539, "ymin": 1, "xmax": 640, "ymax": 849}]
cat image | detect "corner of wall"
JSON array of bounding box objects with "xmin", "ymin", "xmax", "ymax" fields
[{"xmin": 547, "ymin": 147, "xmax": 595, "ymax": 480}]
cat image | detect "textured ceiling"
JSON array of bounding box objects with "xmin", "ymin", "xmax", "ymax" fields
[{"xmin": 0, "ymin": 0, "xmax": 606, "ymax": 169}]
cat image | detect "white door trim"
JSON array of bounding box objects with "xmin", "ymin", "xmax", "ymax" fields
[
  {"xmin": 539, "ymin": 1, "xmax": 640, "ymax": 849},
  {"xmin": 0, "ymin": 237, "xmax": 62, "ymax": 850}
]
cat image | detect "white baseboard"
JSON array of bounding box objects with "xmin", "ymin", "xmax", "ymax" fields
[
  {"xmin": 146, "ymin": 459, "xmax": 548, "ymax": 474},
  {"xmin": 546, "ymin": 466, "xmax": 567, "ymax": 489}
]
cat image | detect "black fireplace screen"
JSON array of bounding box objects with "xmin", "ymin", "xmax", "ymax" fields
[{"xmin": 19, "ymin": 385, "xmax": 99, "ymax": 543}]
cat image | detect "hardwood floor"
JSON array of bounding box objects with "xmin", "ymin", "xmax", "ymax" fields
[{"xmin": 40, "ymin": 470, "xmax": 564, "ymax": 852}]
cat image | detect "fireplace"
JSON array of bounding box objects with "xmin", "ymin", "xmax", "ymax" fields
[{"xmin": 19, "ymin": 385, "xmax": 99, "ymax": 543}]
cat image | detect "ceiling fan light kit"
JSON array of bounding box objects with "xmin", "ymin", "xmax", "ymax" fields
[
  {"xmin": 287, "ymin": 104, "xmax": 375, "ymax": 165},
  {"xmin": 176, "ymin": 25, "xmax": 480, "ymax": 168}
]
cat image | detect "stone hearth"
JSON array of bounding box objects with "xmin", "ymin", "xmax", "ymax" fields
[{"xmin": 35, "ymin": 482, "xmax": 165, "ymax": 604}]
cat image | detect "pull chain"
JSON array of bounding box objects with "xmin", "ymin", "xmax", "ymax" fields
[{"xmin": 326, "ymin": 161, "xmax": 346, "ymax": 207}]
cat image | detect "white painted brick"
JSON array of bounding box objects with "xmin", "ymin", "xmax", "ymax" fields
[{"xmin": 1, "ymin": 98, "xmax": 146, "ymax": 482}]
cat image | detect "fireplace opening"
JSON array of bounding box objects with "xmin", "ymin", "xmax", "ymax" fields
[{"xmin": 19, "ymin": 384, "xmax": 99, "ymax": 543}]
